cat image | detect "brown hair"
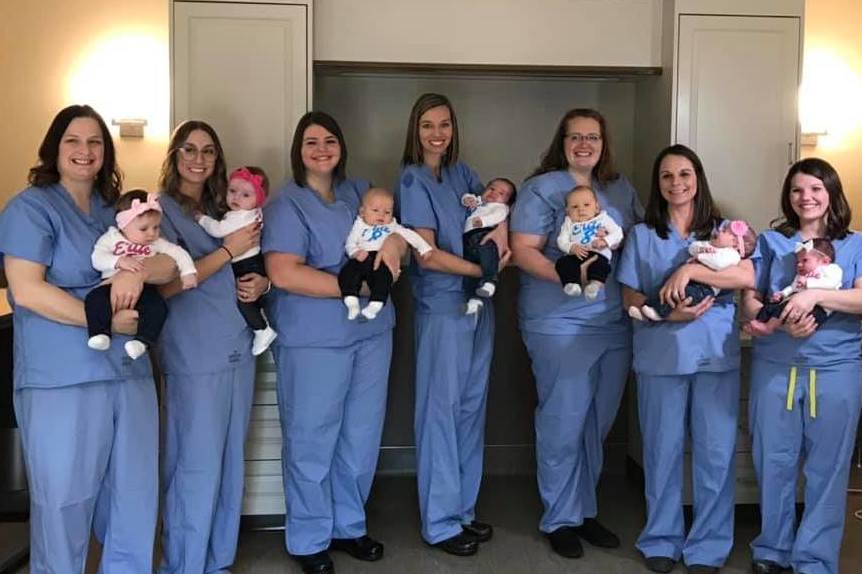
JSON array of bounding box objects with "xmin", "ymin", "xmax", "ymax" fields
[
  {"xmin": 529, "ymin": 108, "xmax": 619, "ymax": 184},
  {"xmin": 28, "ymin": 104, "xmax": 122, "ymax": 204},
  {"xmin": 802, "ymin": 237, "xmax": 836, "ymax": 262},
  {"xmin": 401, "ymin": 93, "xmax": 460, "ymax": 170},
  {"xmin": 488, "ymin": 177, "xmax": 518, "ymax": 205},
  {"xmin": 158, "ymin": 120, "xmax": 228, "ymax": 216}
]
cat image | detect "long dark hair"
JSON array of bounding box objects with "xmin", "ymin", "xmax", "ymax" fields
[
  {"xmin": 772, "ymin": 158, "xmax": 851, "ymax": 240},
  {"xmin": 644, "ymin": 144, "xmax": 721, "ymax": 240},
  {"xmin": 158, "ymin": 120, "xmax": 228, "ymax": 216},
  {"xmin": 28, "ymin": 104, "xmax": 122, "ymax": 204},
  {"xmin": 401, "ymin": 93, "xmax": 460, "ymax": 169},
  {"xmin": 289, "ymin": 111, "xmax": 348, "ymax": 188},
  {"xmin": 529, "ymin": 108, "xmax": 619, "ymax": 184}
]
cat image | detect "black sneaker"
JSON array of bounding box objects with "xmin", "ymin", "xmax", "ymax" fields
[
  {"xmin": 644, "ymin": 556, "xmax": 677, "ymax": 573},
  {"xmin": 573, "ymin": 518, "xmax": 620, "ymax": 548},
  {"xmin": 292, "ymin": 551, "xmax": 334, "ymax": 574},
  {"xmin": 431, "ymin": 531, "xmax": 479, "ymax": 556},
  {"xmin": 461, "ymin": 520, "xmax": 493, "ymax": 543},
  {"xmin": 329, "ymin": 535, "xmax": 384, "ymax": 561},
  {"xmin": 546, "ymin": 526, "xmax": 583, "ymax": 558}
]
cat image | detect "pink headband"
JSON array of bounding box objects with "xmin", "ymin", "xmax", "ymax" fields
[
  {"xmin": 230, "ymin": 167, "xmax": 266, "ymax": 208},
  {"xmin": 116, "ymin": 193, "xmax": 161, "ymax": 230},
  {"xmin": 727, "ymin": 220, "xmax": 749, "ymax": 255}
]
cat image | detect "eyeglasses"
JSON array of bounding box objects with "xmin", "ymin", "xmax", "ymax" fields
[
  {"xmin": 566, "ymin": 133, "xmax": 602, "ymax": 144},
  {"xmin": 176, "ymin": 144, "xmax": 218, "ymax": 162}
]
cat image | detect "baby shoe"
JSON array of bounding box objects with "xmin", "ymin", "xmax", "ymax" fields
[
  {"xmin": 88, "ymin": 334, "xmax": 111, "ymax": 351},
  {"xmin": 563, "ymin": 283, "xmax": 582, "ymax": 297},
  {"xmin": 252, "ymin": 326, "xmax": 278, "ymax": 356}
]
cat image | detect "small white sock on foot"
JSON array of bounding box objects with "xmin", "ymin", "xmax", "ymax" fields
[
  {"xmin": 627, "ymin": 306, "xmax": 644, "ymax": 321},
  {"xmin": 464, "ymin": 298, "xmax": 484, "ymax": 315},
  {"xmin": 344, "ymin": 296, "xmax": 360, "ymax": 320},
  {"xmin": 475, "ymin": 282, "xmax": 496, "ymax": 298},
  {"xmin": 563, "ymin": 283, "xmax": 582, "ymax": 297},
  {"xmin": 124, "ymin": 340, "xmax": 147, "ymax": 360},
  {"xmin": 584, "ymin": 282, "xmax": 601, "ymax": 301},
  {"xmin": 88, "ymin": 334, "xmax": 111, "ymax": 351},
  {"xmin": 641, "ymin": 306, "xmax": 663, "ymax": 322},
  {"xmin": 361, "ymin": 301, "xmax": 384, "ymax": 320},
  {"xmin": 252, "ymin": 326, "xmax": 278, "ymax": 356}
]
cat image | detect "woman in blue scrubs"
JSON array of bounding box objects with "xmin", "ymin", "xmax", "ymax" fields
[
  {"xmin": 395, "ymin": 93, "xmax": 504, "ymax": 557},
  {"xmin": 742, "ymin": 158, "xmax": 862, "ymax": 574},
  {"xmin": 617, "ymin": 144, "xmax": 755, "ymax": 574},
  {"xmin": 0, "ymin": 105, "xmax": 163, "ymax": 573},
  {"xmin": 263, "ymin": 111, "xmax": 404, "ymax": 574},
  {"xmin": 156, "ymin": 120, "xmax": 267, "ymax": 574},
  {"xmin": 510, "ymin": 108, "xmax": 643, "ymax": 558}
]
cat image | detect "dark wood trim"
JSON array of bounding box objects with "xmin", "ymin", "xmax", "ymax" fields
[{"xmin": 314, "ymin": 60, "xmax": 662, "ymax": 79}]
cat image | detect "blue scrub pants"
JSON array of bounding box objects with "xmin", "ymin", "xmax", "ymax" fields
[
  {"xmin": 15, "ymin": 378, "xmax": 158, "ymax": 574},
  {"xmin": 522, "ymin": 332, "xmax": 631, "ymax": 533},
  {"xmin": 160, "ymin": 359, "xmax": 256, "ymax": 574},
  {"xmin": 749, "ymin": 359, "xmax": 862, "ymax": 574},
  {"xmin": 273, "ymin": 331, "xmax": 392, "ymax": 555},
  {"xmin": 635, "ymin": 370, "xmax": 739, "ymax": 567},
  {"xmin": 414, "ymin": 306, "xmax": 494, "ymax": 544}
]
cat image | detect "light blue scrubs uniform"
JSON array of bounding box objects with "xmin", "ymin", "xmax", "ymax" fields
[
  {"xmin": 510, "ymin": 170, "xmax": 642, "ymax": 534},
  {"xmin": 262, "ymin": 179, "xmax": 394, "ymax": 556},
  {"xmin": 157, "ymin": 194, "xmax": 255, "ymax": 574},
  {"xmin": 395, "ymin": 162, "xmax": 494, "ymax": 544},
  {"xmin": 749, "ymin": 230, "xmax": 862, "ymax": 574},
  {"xmin": 617, "ymin": 221, "xmax": 741, "ymax": 567},
  {"xmin": 0, "ymin": 184, "xmax": 158, "ymax": 574}
]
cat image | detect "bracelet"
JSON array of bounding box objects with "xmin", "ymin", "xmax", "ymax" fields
[
  {"xmin": 220, "ymin": 245, "xmax": 234, "ymax": 259},
  {"xmin": 263, "ymin": 280, "xmax": 272, "ymax": 295}
]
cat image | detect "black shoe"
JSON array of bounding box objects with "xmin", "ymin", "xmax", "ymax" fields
[
  {"xmin": 751, "ymin": 560, "xmax": 785, "ymax": 574},
  {"xmin": 461, "ymin": 520, "xmax": 493, "ymax": 543},
  {"xmin": 292, "ymin": 551, "xmax": 334, "ymax": 574},
  {"xmin": 687, "ymin": 565, "xmax": 719, "ymax": 574},
  {"xmin": 572, "ymin": 518, "xmax": 620, "ymax": 548},
  {"xmin": 329, "ymin": 535, "xmax": 384, "ymax": 561},
  {"xmin": 432, "ymin": 531, "xmax": 479, "ymax": 556},
  {"xmin": 645, "ymin": 556, "xmax": 677, "ymax": 573},
  {"xmin": 546, "ymin": 526, "xmax": 583, "ymax": 558}
]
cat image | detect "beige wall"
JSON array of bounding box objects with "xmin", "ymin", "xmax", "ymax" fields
[
  {"xmin": 0, "ymin": 0, "xmax": 169, "ymax": 208},
  {"xmin": 802, "ymin": 0, "xmax": 862, "ymax": 226}
]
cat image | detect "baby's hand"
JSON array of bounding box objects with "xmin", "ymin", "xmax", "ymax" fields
[
  {"xmin": 462, "ymin": 195, "xmax": 479, "ymax": 209},
  {"xmin": 471, "ymin": 217, "xmax": 483, "ymax": 229},
  {"xmin": 115, "ymin": 256, "xmax": 144, "ymax": 273},
  {"xmin": 181, "ymin": 274, "xmax": 198, "ymax": 290},
  {"xmin": 796, "ymin": 278, "xmax": 807, "ymax": 289},
  {"xmin": 591, "ymin": 238, "xmax": 608, "ymax": 250},
  {"xmin": 193, "ymin": 211, "xmax": 204, "ymax": 222},
  {"xmin": 596, "ymin": 227, "xmax": 608, "ymax": 238},
  {"xmin": 770, "ymin": 292, "xmax": 784, "ymax": 303},
  {"xmin": 570, "ymin": 245, "xmax": 590, "ymax": 259},
  {"xmin": 354, "ymin": 250, "xmax": 369, "ymax": 262}
]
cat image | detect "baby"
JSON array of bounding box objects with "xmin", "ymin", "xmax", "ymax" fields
[
  {"xmin": 340, "ymin": 187, "xmax": 433, "ymax": 320},
  {"xmin": 86, "ymin": 190, "xmax": 197, "ymax": 359},
  {"xmin": 460, "ymin": 177, "xmax": 516, "ymax": 315},
  {"xmin": 555, "ymin": 185, "xmax": 623, "ymax": 300},
  {"xmin": 629, "ymin": 220, "xmax": 757, "ymax": 321},
  {"xmin": 197, "ymin": 166, "xmax": 277, "ymax": 356},
  {"xmin": 748, "ymin": 237, "xmax": 841, "ymax": 335}
]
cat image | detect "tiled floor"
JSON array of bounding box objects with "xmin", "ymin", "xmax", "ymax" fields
[{"xmin": 7, "ymin": 469, "xmax": 862, "ymax": 573}]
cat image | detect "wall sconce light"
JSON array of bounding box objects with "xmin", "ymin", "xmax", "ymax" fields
[
  {"xmin": 112, "ymin": 118, "xmax": 148, "ymax": 138},
  {"xmin": 800, "ymin": 130, "xmax": 827, "ymax": 148}
]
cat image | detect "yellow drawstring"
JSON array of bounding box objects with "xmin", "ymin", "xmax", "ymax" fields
[
  {"xmin": 785, "ymin": 366, "xmax": 817, "ymax": 418},
  {"xmin": 809, "ymin": 369, "xmax": 817, "ymax": 419}
]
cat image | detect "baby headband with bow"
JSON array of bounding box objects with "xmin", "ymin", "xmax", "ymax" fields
[
  {"xmin": 116, "ymin": 193, "xmax": 162, "ymax": 230},
  {"xmin": 727, "ymin": 219, "xmax": 749, "ymax": 255},
  {"xmin": 795, "ymin": 239, "xmax": 830, "ymax": 259},
  {"xmin": 230, "ymin": 167, "xmax": 266, "ymax": 208}
]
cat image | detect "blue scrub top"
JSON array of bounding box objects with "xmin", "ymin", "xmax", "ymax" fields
[
  {"xmin": 752, "ymin": 230, "xmax": 862, "ymax": 367},
  {"xmin": 0, "ymin": 184, "xmax": 152, "ymax": 389},
  {"xmin": 157, "ymin": 194, "xmax": 252, "ymax": 375},
  {"xmin": 509, "ymin": 170, "xmax": 643, "ymax": 335},
  {"xmin": 261, "ymin": 178, "xmax": 394, "ymax": 347},
  {"xmin": 395, "ymin": 162, "xmax": 484, "ymax": 314},
  {"xmin": 617, "ymin": 221, "xmax": 740, "ymax": 376}
]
